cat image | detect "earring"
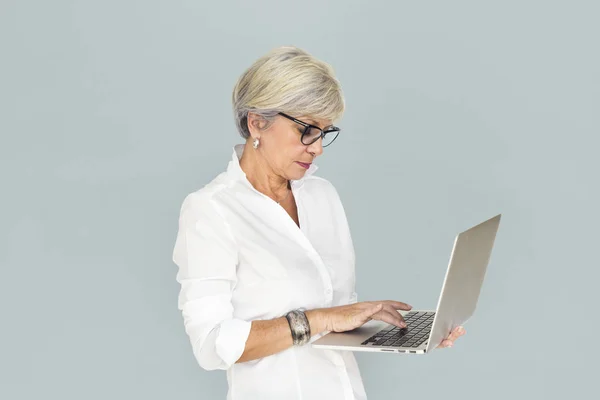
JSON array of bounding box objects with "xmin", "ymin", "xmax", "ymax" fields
[{"xmin": 253, "ymin": 138, "xmax": 260, "ymax": 149}]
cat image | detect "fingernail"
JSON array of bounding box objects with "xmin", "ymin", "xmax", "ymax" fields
[{"xmin": 400, "ymin": 322, "xmax": 407, "ymax": 328}]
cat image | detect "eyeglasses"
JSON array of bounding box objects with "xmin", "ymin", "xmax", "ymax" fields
[{"xmin": 278, "ymin": 112, "xmax": 341, "ymax": 147}]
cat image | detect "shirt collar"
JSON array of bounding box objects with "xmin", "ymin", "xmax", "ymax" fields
[{"xmin": 227, "ymin": 144, "xmax": 319, "ymax": 187}]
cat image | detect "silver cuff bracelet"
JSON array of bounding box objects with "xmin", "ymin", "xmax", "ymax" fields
[{"xmin": 285, "ymin": 309, "xmax": 311, "ymax": 346}]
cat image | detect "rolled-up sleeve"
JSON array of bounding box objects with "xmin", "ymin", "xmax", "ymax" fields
[{"xmin": 172, "ymin": 192, "xmax": 252, "ymax": 371}]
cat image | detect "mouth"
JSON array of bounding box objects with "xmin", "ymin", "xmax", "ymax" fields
[{"xmin": 296, "ymin": 161, "xmax": 311, "ymax": 169}]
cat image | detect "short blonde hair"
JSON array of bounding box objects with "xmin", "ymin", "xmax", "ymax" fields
[{"xmin": 232, "ymin": 46, "xmax": 345, "ymax": 139}]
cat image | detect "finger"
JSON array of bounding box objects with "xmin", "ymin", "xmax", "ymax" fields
[
  {"xmin": 381, "ymin": 305, "xmax": 407, "ymax": 327},
  {"xmin": 445, "ymin": 331, "xmax": 459, "ymax": 343},
  {"xmin": 382, "ymin": 300, "xmax": 413, "ymax": 310},
  {"xmin": 447, "ymin": 333, "xmax": 460, "ymax": 343},
  {"xmin": 374, "ymin": 309, "xmax": 407, "ymax": 328},
  {"xmin": 437, "ymin": 339, "xmax": 453, "ymax": 349},
  {"xmin": 448, "ymin": 326, "xmax": 466, "ymax": 341},
  {"xmin": 387, "ymin": 310, "xmax": 407, "ymax": 328}
]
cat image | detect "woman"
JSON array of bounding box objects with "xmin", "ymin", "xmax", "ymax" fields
[{"xmin": 172, "ymin": 46, "xmax": 465, "ymax": 400}]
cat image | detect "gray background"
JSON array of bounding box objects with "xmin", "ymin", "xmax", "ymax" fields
[{"xmin": 1, "ymin": 0, "xmax": 598, "ymax": 399}]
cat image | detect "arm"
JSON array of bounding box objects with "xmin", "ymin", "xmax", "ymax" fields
[
  {"xmin": 236, "ymin": 309, "xmax": 327, "ymax": 364},
  {"xmin": 173, "ymin": 192, "xmax": 329, "ymax": 370},
  {"xmin": 173, "ymin": 192, "xmax": 253, "ymax": 371}
]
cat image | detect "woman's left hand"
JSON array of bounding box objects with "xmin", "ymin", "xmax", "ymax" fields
[{"xmin": 437, "ymin": 326, "xmax": 466, "ymax": 348}]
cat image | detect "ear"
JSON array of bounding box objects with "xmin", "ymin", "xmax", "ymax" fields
[{"xmin": 247, "ymin": 112, "xmax": 269, "ymax": 138}]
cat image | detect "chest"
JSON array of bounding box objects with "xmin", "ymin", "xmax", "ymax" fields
[{"xmin": 217, "ymin": 186, "xmax": 355, "ymax": 319}]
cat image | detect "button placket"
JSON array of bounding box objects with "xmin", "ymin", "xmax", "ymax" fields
[{"xmin": 292, "ymin": 182, "xmax": 334, "ymax": 304}]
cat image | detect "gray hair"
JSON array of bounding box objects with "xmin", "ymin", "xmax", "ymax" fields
[{"xmin": 232, "ymin": 46, "xmax": 345, "ymax": 139}]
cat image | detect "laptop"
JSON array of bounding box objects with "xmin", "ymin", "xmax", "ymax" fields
[{"xmin": 312, "ymin": 214, "xmax": 501, "ymax": 354}]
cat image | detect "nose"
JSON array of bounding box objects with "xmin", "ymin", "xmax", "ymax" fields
[{"xmin": 306, "ymin": 137, "xmax": 324, "ymax": 157}]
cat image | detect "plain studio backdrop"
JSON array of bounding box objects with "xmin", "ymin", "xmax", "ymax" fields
[{"xmin": 1, "ymin": 1, "xmax": 598, "ymax": 399}]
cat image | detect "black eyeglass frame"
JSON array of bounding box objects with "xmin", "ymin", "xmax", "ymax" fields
[{"xmin": 278, "ymin": 112, "xmax": 341, "ymax": 147}]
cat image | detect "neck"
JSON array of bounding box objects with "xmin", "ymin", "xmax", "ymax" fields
[{"xmin": 239, "ymin": 141, "xmax": 290, "ymax": 201}]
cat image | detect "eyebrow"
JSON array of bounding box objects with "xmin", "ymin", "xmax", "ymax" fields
[{"xmin": 306, "ymin": 119, "xmax": 333, "ymax": 130}]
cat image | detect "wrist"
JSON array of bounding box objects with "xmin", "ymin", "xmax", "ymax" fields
[
  {"xmin": 286, "ymin": 310, "xmax": 311, "ymax": 345},
  {"xmin": 305, "ymin": 308, "xmax": 329, "ymax": 335}
]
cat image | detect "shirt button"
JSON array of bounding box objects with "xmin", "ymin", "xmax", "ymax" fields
[{"xmin": 325, "ymin": 289, "xmax": 332, "ymax": 295}]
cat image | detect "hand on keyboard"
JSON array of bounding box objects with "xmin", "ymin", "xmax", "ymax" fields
[{"xmin": 319, "ymin": 300, "xmax": 412, "ymax": 333}]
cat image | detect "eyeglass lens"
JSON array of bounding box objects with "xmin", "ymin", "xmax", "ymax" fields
[{"xmin": 302, "ymin": 126, "xmax": 340, "ymax": 147}]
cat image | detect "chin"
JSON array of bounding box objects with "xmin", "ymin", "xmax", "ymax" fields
[{"xmin": 288, "ymin": 170, "xmax": 307, "ymax": 181}]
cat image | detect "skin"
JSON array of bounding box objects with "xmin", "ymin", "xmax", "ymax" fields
[
  {"xmin": 237, "ymin": 112, "xmax": 464, "ymax": 355},
  {"xmin": 239, "ymin": 112, "xmax": 325, "ymax": 217}
]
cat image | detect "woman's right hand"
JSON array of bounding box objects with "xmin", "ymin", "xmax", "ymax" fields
[{"xmin": 320, "ymin": 301, "xmax": 413, "ymax": 333}]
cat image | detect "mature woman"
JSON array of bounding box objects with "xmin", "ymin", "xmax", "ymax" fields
[{"xmin": 172, "ymin": 46, "xmax": 465, "ymax": 400}]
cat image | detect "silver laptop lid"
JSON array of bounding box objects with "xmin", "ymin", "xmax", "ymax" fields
[{"xmin": 426, "ymin": 214, "xmax": 501, "ymax": 352}]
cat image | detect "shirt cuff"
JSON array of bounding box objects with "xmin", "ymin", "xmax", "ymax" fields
[{"xmin": 215, "ymin": 318, "xmax": 253, "ymax": 367}]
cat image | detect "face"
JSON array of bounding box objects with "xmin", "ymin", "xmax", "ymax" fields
[{"xmin": 248, "ymin": 113, "xmax": 332, "ymax": 181}]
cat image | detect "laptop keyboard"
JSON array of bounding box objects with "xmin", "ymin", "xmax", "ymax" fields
[{"xmin": 361, "ymin": 311, "xmax": 435, "ymax": 348}]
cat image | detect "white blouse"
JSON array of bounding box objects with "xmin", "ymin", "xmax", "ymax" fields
[{"xmin": 172, "ymin": 144, "xmax": 367, "ymax": 400}]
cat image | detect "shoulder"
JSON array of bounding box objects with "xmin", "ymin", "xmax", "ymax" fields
[{"xmin": 177, "ymin": 172, "xmax": 230, "ymax": 221}]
